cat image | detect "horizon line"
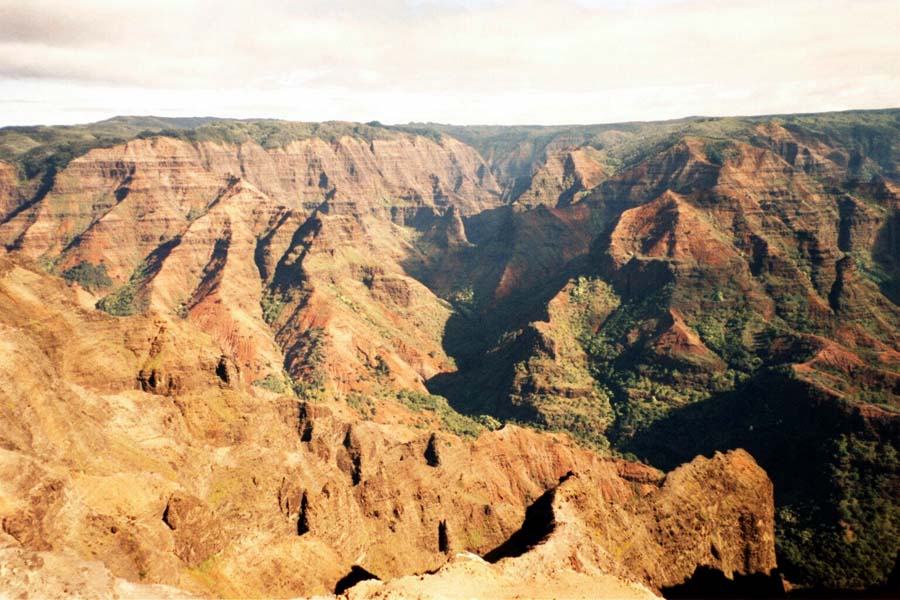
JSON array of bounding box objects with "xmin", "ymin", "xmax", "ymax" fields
[{"xmin": 4, "ymin": 105, "xmax": 898, "ymax": 131}]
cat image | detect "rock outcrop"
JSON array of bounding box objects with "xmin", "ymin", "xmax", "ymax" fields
[{"xmin": 346, "ymin": 449, "xmax": 776, "ymax": 599}]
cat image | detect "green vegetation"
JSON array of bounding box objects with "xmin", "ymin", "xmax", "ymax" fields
[
  {"xmin": 286, "ymin": 327, "xmax": 330, "ymax": 402},
  {"xmin": 388, "ymin": 124, "xmax": 443, "ymax": 143},
  {"xmin": 373, "ymin": 355, "xmax": 391, "ymax": 378},
  {"xmin": 61, "ymin": 261, "xmax": 112, "ymax": 292},
  {"xmin": 174, "ymin": 298, "xmax": 189, "ymax": 319},
  {"xmin": 260, "ymin": 290, "xmax": 287, "ymax": 325},
  {"xmin": 0, "ymin": 116, "xmax": 211, "ymax": 179},
  {"xmin": 253, "ymin": 367, "xmax": 339, "ymax": 405},
  {"xmin": 16, "ymin": 137, "xmax": 126, "ymax": 182},
  {"xmin": 97, "ymin": 284, "xmax": 146, "ymax": 316},
  {"xmin": 290, "ymin": 374, "xmax": 328, "ymax": 402},
  {"xmin": 346, "ymin": 392, "xmax": 377, "ymax": 419},
  {"xmin": 474, "ymin": 413, "xmax": 502, "ymax": 430},
  {"xmin": 252, "ymin": 373, "xmax": 289, "ymax": 394},
  {"xmin": 395, "ymin": 390, "xmax": 485, "ymax": 438},
  {"xmin": 137, "ymin": 119, "xmax": 396, "ymax": 148},
  {"xmin": 702, "ymin": 140, "xmax": 740, "ymax": 166},
  {"xmin": 689, "ymin": 299, "xmax": 764, "ymax": 372},
  {"xmin": 448, "ymin": 285, "xmax": 477, "ymax": 317},
  {"xmin": 185, "ymin": 206, "xmax": 204, "ymax": 222},
  {"xmin": 778, "ymin": 110, "xmax": 899, "ymax": 178},
  {"xmin": 96, "ymin": 259, "xmax": 152, "ymax": 316},
  {"xmin": 777, "ymin": 433, "xmax": 899, "ymax": 589}
]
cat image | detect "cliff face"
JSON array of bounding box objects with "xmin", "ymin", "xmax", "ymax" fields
[
  {"xmin": 510, "ymin": 146, "xmax": 608, "ymax": 208},
  {"xmin": 349, "ymin": 449, "xmax": 774, "ymax": 600},
  {"xmin": 0, "ymin": 130, "xmax": 498, "ymax": 389},
  {"xmin": 0, "ymin": 161, "xmax": 26, "ymax": 221},
  {"xmin": 0, "ymin": 132, "xmax": 499, "ymax": 272}
]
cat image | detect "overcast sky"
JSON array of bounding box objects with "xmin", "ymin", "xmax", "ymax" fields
[{"xmin": 1, "ymin": 0, "xmax": 898, "ymax": 126}]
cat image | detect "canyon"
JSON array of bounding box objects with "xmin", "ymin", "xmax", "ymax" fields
[{"xmin": 0, "ymin": 110, "xmax": 897, "ymax": 597}]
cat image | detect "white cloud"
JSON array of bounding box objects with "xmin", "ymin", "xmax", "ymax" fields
[{"xmin": 0, "ymin": 0, "xmax": 897, "ymax": 125}]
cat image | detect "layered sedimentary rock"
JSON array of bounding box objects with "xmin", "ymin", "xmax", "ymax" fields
[
  {"xmin": 0, "ymin": 132, "xmax": 500, "ymax": 273},
  {"xmin": 0, "ymin": 160, "xmax": 26, "ymax": 221},
  {"xmin": 511, "ymin": 146, "xmax": 608, "ymax": 208},
  {"xmin": 0, "ymin": 130, "xmax": 500, "ymax": 392}
]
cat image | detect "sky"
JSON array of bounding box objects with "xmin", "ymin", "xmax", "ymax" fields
[{"xmin": 0, "ymin": 0, "xmax": 898, "ymax": 126}]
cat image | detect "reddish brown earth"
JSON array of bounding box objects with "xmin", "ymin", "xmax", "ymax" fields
[
  {"xmin": 0, "ymin": 160, "xmax": 26, "ymax": 221},
  {"xmin": 0, "ymin": 130, "xmax": 498, "ymax": 395},
  {"xmin": 513, "ymin": 146, "xmax": 608, "ymax": 208}
]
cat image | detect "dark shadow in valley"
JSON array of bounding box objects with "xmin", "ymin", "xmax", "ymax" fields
[
  {"xmin": 663, "ymin": 566, "xmax": 785, "ymax": 599},
  {"xmin": 786, "ymin": 551, "xmax": 899, "ymax": 598},
  {"xmin": 625, "ymin": 369, "xmax": 900, "ymax": 594},
  {"xmin": 400, "ymin": 205, "xmax": 518, "ymax": 312},
  {"xmin": 623, "ymin": 370, "xmax": 845, "ymax": 476},
  {"xmin": 415, "ymin": 203, "xmax": 604, "ymax": 420},
  {"xmin": 872, "ymin": 209, "xmax": 899, "ymax": 305},
  {"xmin": 424, "ymin": 254, "xmax": 590, "ymax": 420}
]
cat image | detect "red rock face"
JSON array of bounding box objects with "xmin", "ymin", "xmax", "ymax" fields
[
  {"xmin": 513, "ymin": 146, "xmax": 608, "ymax": 208},
  {"xmin": 0, "ymin": 133, "xmax": 500, "ymax": 271},
  {"xmin": 609, "ymin": 189, "xmax": 740, "ymax": 268},
  {"xmin": 0, "ymin": 132, "xmax": 501, "ymax": 391},
  {"xmin": 0, "ymin": 161, "xmax": 28, "ymax": 222}
]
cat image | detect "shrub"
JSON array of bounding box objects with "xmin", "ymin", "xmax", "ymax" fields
[
  {"xmin": 776, "ymin": 433, "xmax": 900, "ymax": 588},
  {"xmin": 97, "ymin": 284, "xmax": 147, "ymax": 316},
  {"xmin": 260, "ymin": 290, "xmax": 287, "ymax": 325},
  {"xmin": 61, "ymin": 261, "xmax": 112, "ymax": 292},
  {"xmin": 252, "ymin": 374, "xmax": 287, "ymax": 394},
  {"xmin": 290, "ymin": 376, "xmax": 328, "ymax": 403},
  {"xmin": 395, "ymin": 390, "xmax": 484, "ymax": 438},
  {"xmin": 347, "ymin": 392, "xmax": 376, "ymax": 418},
  {"xmin": 96, "ymin": 259, "xmax": 151, "ymax": 316}
]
